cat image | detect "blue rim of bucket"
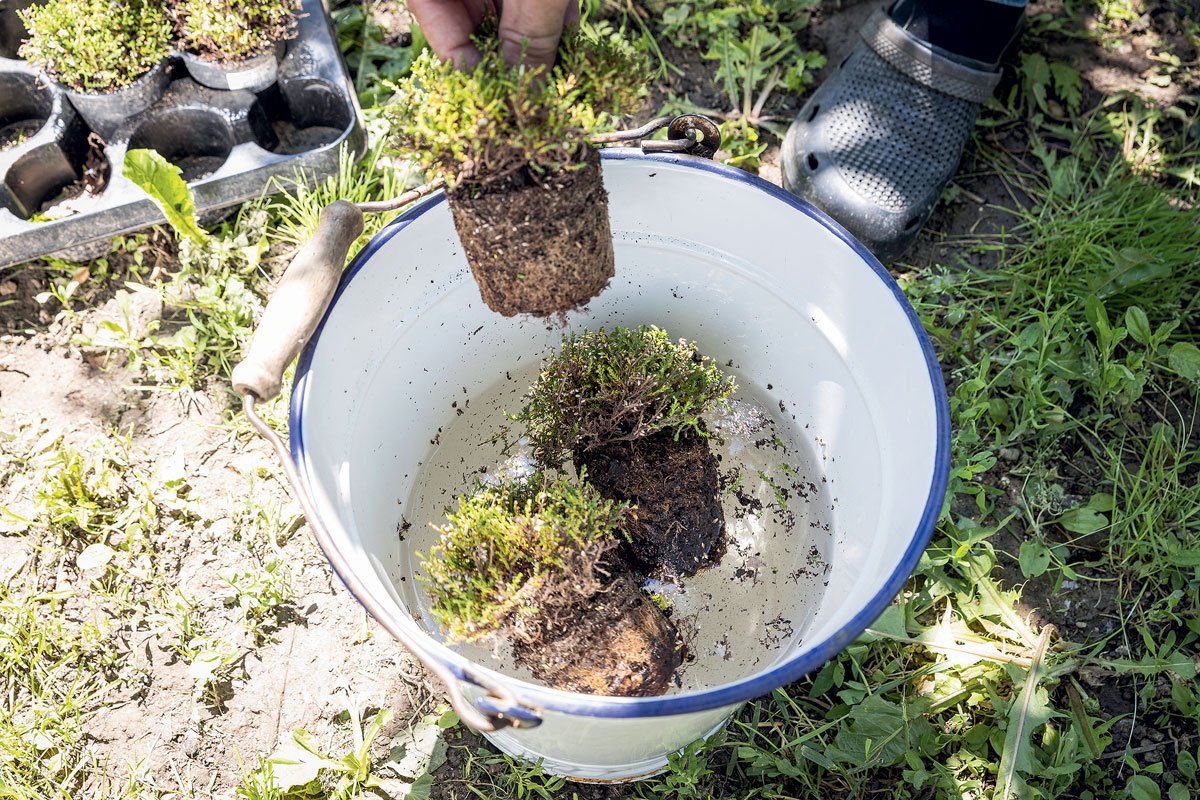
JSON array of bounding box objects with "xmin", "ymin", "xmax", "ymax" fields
[{"xmin": 290, "ymin": 150, "xmax": 951, "ymax": 718}]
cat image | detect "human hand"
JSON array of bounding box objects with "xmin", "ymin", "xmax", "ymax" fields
[{"xmin": 406, "ymin": 0, "xmax": 580, "ymax": 71}]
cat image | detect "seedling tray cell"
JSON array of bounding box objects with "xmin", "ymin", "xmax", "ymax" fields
[{"xmin": 0, "ymin": 0, "xmax": 365, "ymax": 268}]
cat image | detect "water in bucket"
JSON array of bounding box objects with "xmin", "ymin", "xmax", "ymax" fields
[{"xmin": 394, "ymin": 359, "xmax": 836, "ymax": 694}]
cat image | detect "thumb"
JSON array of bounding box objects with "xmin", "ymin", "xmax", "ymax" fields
[{"xmin": 498, "ymin": 0, "xmax": 576, "ymax": 70}]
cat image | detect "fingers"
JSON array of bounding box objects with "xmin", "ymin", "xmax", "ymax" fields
[
  {"xmin": 407, "ymin": 0, "xmax": 579, "ymax": 71},
  {"xmin": 497, "ymin": 0, "xmax": 575, "ymax": 69},
  {"xmin": 407, "ymin": 0, "xmax": 488, "ymax": 68}
]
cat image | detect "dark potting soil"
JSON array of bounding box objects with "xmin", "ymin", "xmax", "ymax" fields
[
  {"xmin": 38, "ymin": 133, "xmax": 111, "ymax": 217},
  {"xmin": 448, "ymin": 146, "xmax": 614, "ymax": 317},
  {"xmin": 576, "ymin": 429, "xmax": 726, "ymax": 579},
  {"xmin": 510, "ymin": 574, "xmax": 682, "ymax": 697}
]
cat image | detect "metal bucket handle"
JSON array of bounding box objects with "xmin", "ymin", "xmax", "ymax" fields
[{"xmin": 231, "ymin": 116, "xmax": 720, "ymax": 733}]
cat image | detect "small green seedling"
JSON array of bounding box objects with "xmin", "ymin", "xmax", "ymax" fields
[
  {"xmin": 19, "ymin": 0, "xmax": 172, "ymax": 93},
  {"xmin": 171, "ymin": 0, "xmax": 301, "ymax": 62}
]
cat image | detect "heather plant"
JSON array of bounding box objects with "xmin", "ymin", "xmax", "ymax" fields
[
  {"xmin": 419, "ymin": 473, "xmax": 629, "ymax": 644},
  {"xmin": 388, "ymin": 24, "xmax": 648, "ymax": 191},
  {"xmin": 172, "ymin": 0, "xmax": 301, "ymax": 62},
  {"xmin": 517, "ymin": 326, "xmax": 737, "ymax": 465},
  {"xmin": 19, "ymin": 0, "xmax": 172, "ymax": 93}
]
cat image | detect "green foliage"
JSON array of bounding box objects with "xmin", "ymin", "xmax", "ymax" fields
[
  {"xmin": 652, "ymin": 0, "xmax": 824, "ymax": 171},
  {"xmin": 265, "ymin": 693, "xmax": 447, "ymax": 799},
  {"xmin": 221, "ymin": 557, "xmax": 293, "ymax": 644},
  {"xmin": 18, "ymin": 0, "xmax": 171, "ymax": 92},
  {"xmin": 172, "ymin": 0, "xmax": 301, "ymax": 62},
  {"xmin": 388, "ymin": 24, "xmax": 648, "ymax": 190},
  {"xmin": 517, "ymin": 326, "xmax": 736, "ymax": 465},
  {"xmin": 657, "ymin": 0, "xmax": 818, "ymax": 48},
  {"xmin": 419, "ymin": 473, "xmax": 628, "ymax": 643},
  {"xmin": 332, "ymin": 3, "xmax": 422, "ymax": 108},
  {"xmin": 124, "ymin": 149, "xmax": 209, "ymax": 246}
]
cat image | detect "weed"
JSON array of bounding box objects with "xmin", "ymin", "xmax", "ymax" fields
[
  {"xmin": 0, "ymin": 580, "xmax": 103, "ymax": 799},
  {"xmin": 255, "ymin": 142, "xmax": 416, "ymax": 258},
  {"xmin": 35, "ymin": 438, "xmax": 159, "ymax": 549},
  {"xmin": 655, "ymin": 0, "xmax": 824, "ymax": 170},
  {"xmin": 265, "ymin": 692, "xmax": 447, "ymax": 798},
  {"xmin": 388, "ymin": 24, "xmax": 647, "ymax": 190},
  {"xmin": 332, "ymin": 3, "xmax": 422, "ymax": 107},
  {"xmin": 221, "ymin": 557, "xmax": 294, "ymax": 644}
]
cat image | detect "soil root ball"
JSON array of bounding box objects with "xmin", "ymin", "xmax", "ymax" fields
[
  {"xmin": 449, "ymin": 147, "xmax": 614, "ymax": 317},
  {"xmin": 511, "ymin": 574, "xmax": 681, "ymax": 696},
  {"xmin": 577, "ymin": 429, "xmax": 725, "ymax": 578}
]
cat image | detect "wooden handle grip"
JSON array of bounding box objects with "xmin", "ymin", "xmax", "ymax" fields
[{"xmin": 232, "ymin": 201, "xmax": 364, "ymax": 401}]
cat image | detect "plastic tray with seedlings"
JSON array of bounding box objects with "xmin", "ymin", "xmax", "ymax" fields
[{"xmin": 0, "ymin": 0, "xmax": 364, "ymax": 268}]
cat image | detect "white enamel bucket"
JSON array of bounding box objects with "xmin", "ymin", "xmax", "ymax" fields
[{"xmin": 255, "ymin": 150, "xmax": 949, "ymax": 782}]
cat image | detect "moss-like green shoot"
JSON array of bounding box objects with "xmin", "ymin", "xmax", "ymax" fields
[
  {"xmin": 19, "ymin": 0, "xmax": 172, "ymax": 93},
  {"xmin": 518, "ymin": 326, "xmax": 737, "ymax": 465},
  {"xmin": 387, "ymin": 24, "xmax": 648, "ymax": 191},
  {"xmin": 420, "ymin": 472, "xmax": 629, "ymax": 643},
  {"xmin": 172, "ymin": 0, "xmax": 301, "ymax": 62}
]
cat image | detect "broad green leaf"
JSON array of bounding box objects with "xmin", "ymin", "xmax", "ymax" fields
[
  {"xmin": 1093, "ymin": 248, "xmax": 1171, "ymax": 298},
  {"xmin": 860, "ymin": 603, "xmax": 906, "ymax": 641},
  {"xmin": 1049, "ymin": 61, "xmax": 1083, "ymax": 113},
  {"xmin": 1178, "ymin": 750, "xmax": 1197, "ymax": 781},
  {"xmin": 1056, "ymin": 507, "xmax": 1108, "ymax": 535},
  {"xmin": 75, "ymin": 542, "xmax": 114, "ymax": 571},
  {"xmin": 1100, "ymin": 653, "xmax": 1196, "ymax": 680},
  {"xmin": 1167, "ymin": 342, "xmax": 1200, "ymax": 381},
  {"xmin": 123, "ymin": 149, "xmax": 209, "ymax": 245},
  {"xmin": 1084, "ymin": 295, "xmax": 1110, "ymax": 344},
  {"xmin": 1168, "ymin": 783, "xmax": 1190, "ymax": 800},
  {"xmin": 824, "ymin": 694, "xmax": 933, "ymax": 768},
  {"xmin": 1124, "ymin": 307, "xmax": 1152, "ymax": 345},
  {"xmin": 1169, "ymin": 550, "xmax": 1200, "ymax": 567},
  {"xmin": 1018, "ymin": 540, "xmax": 1051, "ymax": 578},
  {"xmin": 1126, "ymin": 775, "xmax": 1161, "ymax": 800},
  {"xmin": 268, "ymin": 733, "xmax": 337, "ymax": 790},
  {"xmin": 1021, "ymin": 53, "xmax": 1051, "ymax": 112},
  {"xmin": 996, "ymin": 628, "xmax": 1054, "ymax": 800}
]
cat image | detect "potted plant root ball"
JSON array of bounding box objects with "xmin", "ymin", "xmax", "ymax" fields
[
  {"xmin": 390, "ymin": 28, "xmax": 647, "ymax": 317},
  {"xmin": 19, "ymin": 0, "xmax": 172, "ymax": 139},
  {"xmin": 420, "ymin": 473, "xmax": 681, "ymax": 696},
  {"xmin": 171, "ymin": 0, "xmax": 301, "ymax": 93},
  {"xmin": 518, "ymin": 326, "xmax": 736, "ymax": 579}
]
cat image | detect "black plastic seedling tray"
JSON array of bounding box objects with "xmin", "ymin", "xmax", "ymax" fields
[{"xmin": 0, "ymin": 0, "xmax": 365, "ymax": 268}]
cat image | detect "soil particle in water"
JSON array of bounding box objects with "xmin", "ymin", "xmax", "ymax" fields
[
  {"xmin": 449, "ymin": 146, "xmax": 614, "ymax": 317},
  {"xmin": 576, "ymin": 429, "xmax": 725, "ymax": 579},
  {"xmin": 510, "ymin": 574, "xmax": 682, "ymax": 697}
]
